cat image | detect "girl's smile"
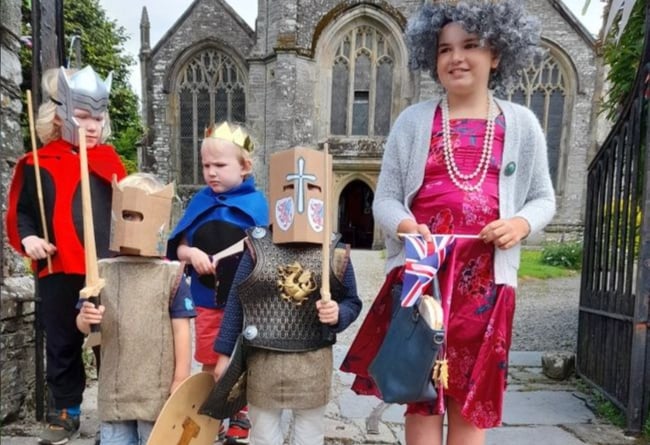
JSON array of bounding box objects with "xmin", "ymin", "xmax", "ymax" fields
[{"xmin": 436, "ymin": 23, "xmax": 499, "ymax": 97}]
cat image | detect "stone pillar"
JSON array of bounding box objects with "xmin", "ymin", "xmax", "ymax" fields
[{"xmin": 1, "ymin": 0, "xmax": 38, "ymax": 423}]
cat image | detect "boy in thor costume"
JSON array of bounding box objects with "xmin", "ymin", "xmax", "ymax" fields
[
  {"xmin": 212, "ymin": 147, "xmax": 362, "ymax": 445},
  {"xmin": 76, "ymin": 173, "xmax": 196, "ymax": 445},
  {"xmin": 5, "ymin": 65, "xmax": 126, "ymax": 445}
]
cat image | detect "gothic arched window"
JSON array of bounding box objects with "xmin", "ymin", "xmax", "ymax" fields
[
  {"xmin": 177, "ymin": 49, "xmax": 246, "ymax": 184},
  {"xmin": 506, "ymin": 52, "xmax": 568, "ymax": 188},
  {"xmin": 330, "ymin": 26, "xmax": 394, "ymax": 137}
]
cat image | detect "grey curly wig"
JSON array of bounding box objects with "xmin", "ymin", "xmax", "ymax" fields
[{"xmin": 405, "ymin": 0, "xmax": 543, "ymax": 92}]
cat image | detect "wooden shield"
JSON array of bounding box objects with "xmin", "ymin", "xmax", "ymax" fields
[{"xmin": 146, "ymin": 372, "xmax": 220, "ymax": 445}]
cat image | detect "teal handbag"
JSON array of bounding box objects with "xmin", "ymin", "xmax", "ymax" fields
[{"xmin": 368, "ymin": 278, "xmax": 445, "ymax": 404}]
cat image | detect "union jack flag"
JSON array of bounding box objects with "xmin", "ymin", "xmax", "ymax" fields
[{"xmin": 400, "ymin": 234, "xmax": 456, "ymax": 307}]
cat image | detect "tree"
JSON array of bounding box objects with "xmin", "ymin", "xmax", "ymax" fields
[
  {"xmin": 600, "ymin": 0, "xmax": 645, "ymax": 120},
  {"xmin": 20, "ymin": 0, "xmax": 140, "ymax": 171}
]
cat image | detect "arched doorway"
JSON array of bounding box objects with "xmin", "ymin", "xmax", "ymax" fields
[{"xmin": 338, "ymin": 180, "xmax": 374, "ymax": 249}]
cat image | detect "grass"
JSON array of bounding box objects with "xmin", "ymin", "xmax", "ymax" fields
[
  {"xmin": 518, "ymin": 249, "xmax": 579, "ymax": 280},
  {"xmin": 575, "ymin": 380, "xmax": 650, "ymax": 443}
]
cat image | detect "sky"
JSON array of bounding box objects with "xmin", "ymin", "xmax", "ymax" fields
[{"xmin": 98, "ymin": 0, "xmax": 605, "ymax": 98}]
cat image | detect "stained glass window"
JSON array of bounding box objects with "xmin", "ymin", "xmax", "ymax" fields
[
  {"xmin": 506, "ymin": 53, "xmax": 567, "ymax": 187},
  {"xmin": 329, "ymin": 26, "xmax": 394, "ymax": 136},
  {"xmin": 176, "ymin": 49, "xmax": 247, "ymax": 184}
]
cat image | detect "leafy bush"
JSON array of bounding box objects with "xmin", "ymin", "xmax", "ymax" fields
[
  {"xmin": 518, "ymin": 249, "xmax": 577, "ymax": 280},
  {"xmin": 541, "ymin": 242, "xmax": 583, "ymax": 270},
  {"xmin": 600, "ymin": 0, "xmax": 645, "ymax": 121}
]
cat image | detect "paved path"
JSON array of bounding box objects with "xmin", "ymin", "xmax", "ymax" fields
[
  {"xmin": 0, "ymin": 251, "xmax": 637, "ymax": 444},
  {"xmin": 0, "ymin": 351, "xmax": 633, "ymax": 445}
]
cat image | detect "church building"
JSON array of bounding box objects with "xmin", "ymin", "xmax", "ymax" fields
[{"xmin": 139, "ymin": 0, "xmax": 601, "ymax": 248}]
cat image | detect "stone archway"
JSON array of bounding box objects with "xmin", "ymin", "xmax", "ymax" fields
[{"xmin": 338, "ymin": 180, "xmax": 374, "ymax": 249}]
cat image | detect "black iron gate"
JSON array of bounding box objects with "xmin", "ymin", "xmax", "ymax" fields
[{"xmin": 578, "ymin": 2, "xmax": 650, "ymax": 435}]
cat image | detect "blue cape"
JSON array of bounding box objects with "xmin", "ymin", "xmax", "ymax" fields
[{"xmin": 167, "ymin": 176, "xmax": 269, "ymax": 261}]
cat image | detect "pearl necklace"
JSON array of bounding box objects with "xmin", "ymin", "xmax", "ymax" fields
[{"xmin": 441, "ymin": 92, "xmax": 497, "ymax": 192}]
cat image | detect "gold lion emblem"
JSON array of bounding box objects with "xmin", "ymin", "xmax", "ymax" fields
[{"xmin": 277, "ymin": 262, "xmax": 317, "ymax": 305}]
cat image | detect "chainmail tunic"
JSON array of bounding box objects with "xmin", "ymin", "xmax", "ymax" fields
[{"xmin": 238, "ymin": 232, "xmax": 347, "ymax": 352}]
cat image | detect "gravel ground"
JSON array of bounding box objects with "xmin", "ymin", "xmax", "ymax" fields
[{"xmin": 344, "ymin": 249, "xmax": 579, "ymax": 352}]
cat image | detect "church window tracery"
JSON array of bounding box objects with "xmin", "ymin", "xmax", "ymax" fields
[
  {"xmin": 506, "ymin": 51, "xmax": 569, "ymax": 189},
  {"xmin": 330, "ymin": 26, "xmax": 394, "ymax": 137},
  {"xmin": 177, "ymin": 49, "xmax": 246, "ymax": 184}
]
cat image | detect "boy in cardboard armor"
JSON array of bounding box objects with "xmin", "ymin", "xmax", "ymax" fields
[
  {"xmin": 212, "ymin": 147, "xmax": 362, "ymax": 445},
  {"xmin": 76, "ymin": 173, "xmax": 196, "ymax": 445}
]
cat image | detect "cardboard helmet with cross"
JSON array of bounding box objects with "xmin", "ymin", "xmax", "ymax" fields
[{"xmin": 269, "ymin": 146, "xmax": 332, "ymax": 244}]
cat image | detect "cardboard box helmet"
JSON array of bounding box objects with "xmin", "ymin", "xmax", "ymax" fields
[
  {"xmin": 109, "ymin": 175, "xmax": 175, "ymax": 257},
  {"xmin": 269, "ymin": 147, "xmax": 332, "ymax": 244}
]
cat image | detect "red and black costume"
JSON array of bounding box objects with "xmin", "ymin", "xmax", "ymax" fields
[{"xmin": 6, "ymin": 138, "xmax": 126, "ymax": 409}]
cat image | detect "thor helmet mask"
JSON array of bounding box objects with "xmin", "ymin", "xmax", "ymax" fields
[{"xmin": 55, "ymin": 66, "xmax": 112, "ymax": 146}]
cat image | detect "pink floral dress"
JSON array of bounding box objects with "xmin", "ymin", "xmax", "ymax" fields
[
  {"xmin": 340, "ymin": 107, "xmax": 516, "ymax": 429},
  {"xmin": 406, "ymin": 108, "xmax": 516, "ymax": 428}
]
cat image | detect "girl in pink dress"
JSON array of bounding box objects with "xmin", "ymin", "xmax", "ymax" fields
[{"xmin": 341, "ymin": 2, "xmax": 556, "ymax": 444}]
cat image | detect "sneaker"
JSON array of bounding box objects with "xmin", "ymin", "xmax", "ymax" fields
[
  {"xmin": 225, "ymin": 411, "xmax": 250, "ymax": 444},
  {"xmin": 38, "ymin": 409, "xmax": 80, "ymax": 445}
]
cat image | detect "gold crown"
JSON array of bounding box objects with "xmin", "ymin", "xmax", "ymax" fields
[{"xmin": 204, "ymin": 122, "xmax": 254, "ymax": 152}]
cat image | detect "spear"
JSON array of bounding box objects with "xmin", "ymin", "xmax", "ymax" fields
[
  {"xmin": 26, "ymin": 90, "xmax": 52, "ymax": 273},
  {"xmin": 26, "ymin": 90, "xmax": 49, "ymax": 420},
  {"xmin": 320, "ymin": 143, "xmax": 332, "ymax": 303},
  {"xmin": 78, "ymin": 128, "xmax": 105, "ymax": 340}
]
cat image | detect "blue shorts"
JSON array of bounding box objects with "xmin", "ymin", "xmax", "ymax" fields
[{"xmin": 101, "ymin": 420, "xmax": 154, "ymax": 445}]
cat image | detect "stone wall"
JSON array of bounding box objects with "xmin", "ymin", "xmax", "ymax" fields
[
  {"xmin": 142, "ymin": 0, "xmax": 255, "ymax": 183},
  {"xmin": 0, "ymin": 0, "xmax": 37, "ymax": 423},
  {"xmin": 527, "ymin": 0, "xmax": 602, "ymax": 237}
]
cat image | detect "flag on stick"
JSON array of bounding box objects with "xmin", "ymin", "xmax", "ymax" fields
[{"xmin": 400, "ymin": 234, "xmax": 455, "ymax": 307}]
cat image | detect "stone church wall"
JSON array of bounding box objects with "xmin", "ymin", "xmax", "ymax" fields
[
  {"xmin": 143, "ymin": 0, "xmax": 604, "ymax": 241},
  {"xmin": 527, "ymin": 1, "xmax": 599, "ymax": 237},
  {"xmin": 145, "ymin": 0, "xmax": 255, "ymax": 183}
]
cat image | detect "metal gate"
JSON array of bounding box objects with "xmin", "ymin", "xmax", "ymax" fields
[{"xmin": 577, "ymin": 2, "xmax": 650, "ymax": 434}]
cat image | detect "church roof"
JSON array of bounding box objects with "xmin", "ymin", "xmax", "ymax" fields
[
  {"xmin": 150, "ymin": 0, "xmax": 255, "ymax": 57},
  {"xmin": 548, "ymin": 0, "xmax": 599, "ymax": 48}
]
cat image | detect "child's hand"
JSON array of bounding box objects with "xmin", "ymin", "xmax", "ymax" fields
[
  {"xmin": 79, "ymin": 301, "xmax": 105, "ymax": 326},
  {"xmin": 189, "ymin": 247, "xmax": 215, "ymax": 275},
  {"xmin": 170, "ymin": 375, "xmax": 187, "ymax": 394},
  {"xmin": 213, "ymin": 354, "xmax": 230, "ymax": 382},
  {"xmin": 479, "ymin": 217, "xmax": 531, "ymax": 250},
  {"xmin": 21, "ymin": 235, "xmax": 57, "ymax": 260},
  {"xmin": 316, "ymin": 299, "xmax": 339, "ymax": 325},
  {"xmin": 397, "ymin": 219, "xmax": 432, "ymax": 241}
]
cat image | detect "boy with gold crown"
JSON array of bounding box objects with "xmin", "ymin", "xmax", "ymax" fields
[{"xmin": 167, "ymin": 122, "xmax": 268, "ymax": 443}]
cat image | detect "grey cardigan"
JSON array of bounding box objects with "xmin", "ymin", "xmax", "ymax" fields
[{"xmin": 373, "ymin": 97, "xmax": 556, "ymax": 287}]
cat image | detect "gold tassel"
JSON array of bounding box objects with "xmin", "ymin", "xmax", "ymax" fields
[
  {"xmin": 432, "ymin": 361, "xmax": 440, "ymax": 383},
  {"xmin": 432, "ymin": 358, "xmax": 449, "ymax": 389}
]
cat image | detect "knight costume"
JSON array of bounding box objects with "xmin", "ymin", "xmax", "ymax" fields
[{"xmin": 213, "ymin": 147, "xmax": 362, "ymax": 410}]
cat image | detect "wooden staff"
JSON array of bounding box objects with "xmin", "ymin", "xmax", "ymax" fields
[
  {"xmin": 320, "ymin": 143, "xmax": 331, "ymax": 302},
  {"xmin": 78, "ymin": 128, "xmax": 105, "ymax": 336},
  {"xmin": 26, "ymin": 90, "xmax": 52, "ymax": 273}
]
